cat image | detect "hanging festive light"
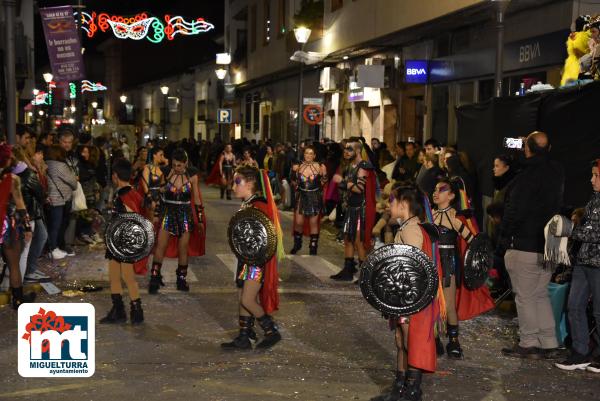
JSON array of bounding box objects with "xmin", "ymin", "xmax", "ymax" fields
[
  {"xmin": 69, "ymin": 83, "xmax": 77, "ymax": 99},
  {"xmin": 81, "ymin": 80, "xmax": 107, "ymax": 93},
  {"xmin": 80, "ymin": 11, "xmax": 214, "ymax": 43}
]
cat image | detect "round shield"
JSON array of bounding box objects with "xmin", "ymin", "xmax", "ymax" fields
[
  {"xmin": 228, "ymin": 207, "xmax": 276, "ymax": 266},
  {"xmin": 105, "ymin": 213, "xmax": 155, "ymax": 263},
  {"xmin": 464, "ymin": 233, "xmax": 493, "ymax": 290},
  {"xmin": 359, "ymin": 244, "xmax": 438, "ymax": 317}
]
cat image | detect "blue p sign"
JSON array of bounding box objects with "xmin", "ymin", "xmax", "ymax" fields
[{"xmin": 218, "ymin": 109, "xmax": 232, "ymax": 124}]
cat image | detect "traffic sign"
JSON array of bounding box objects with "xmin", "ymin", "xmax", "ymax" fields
[
  {"xmin": 217, "ymin": 108, "xmax": 232, "ymax": 124},
  {"xmin": 303, "ymin": 97, "xmax": 323, "ymax": 106},
  {"xmin": 303, "ymin": 105, "xmax": 323, "ymax": 126}
]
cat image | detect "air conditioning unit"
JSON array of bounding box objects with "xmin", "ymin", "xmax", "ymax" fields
[
  {"xmin": 383, "ymin": 58, "xmax": 400, "ymax": 89},
  {"xmin": 365, "ymin": 57, "xmax": 384, "ymax": 66},
  {"xmin": 319, "ymin": 67, "xmax": 345, "ymax": 93}
]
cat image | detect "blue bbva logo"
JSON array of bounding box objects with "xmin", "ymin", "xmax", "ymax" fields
[{"xmin": 18, "ymin": 303, "xmax": 95, "ymax": 377}]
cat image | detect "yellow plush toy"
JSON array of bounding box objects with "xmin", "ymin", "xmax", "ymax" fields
[{"xmin": 561, "ymin": 16, "xmax": 592, "ymax": 86}]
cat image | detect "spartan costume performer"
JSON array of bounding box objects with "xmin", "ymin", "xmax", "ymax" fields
[
  {"xmin": 102, "ymin": 158, "xmax": 154, "ymax": 324},
  {"xmin": 0, "ymin": 144, "xmax": 35, "ymax": 310},
  {"xmin": 149, "ymin": 148, "xmax": 206, "ymax": 294},
  {"xmin": 290, "ymin": 146, "xmax": 328, "ymax": 255},
  {"xmin": 139, "ymin": 148, "xmax": 166, "ymax": 221},
  {"xmin": 364, "ymin": 185, "xmax": 443, "ymax": 401},
  {"xmin": 222, "ymin": 165, "xmax": 284, "ymax": 350},
  {"xmin": 432, "ymin": 178, "xmax": 494, "ymax": 359},
  {"xmin": 331, "ymin": 140, "xmax": 376, "ymax": 281},
  {"xmin": 206, "ymin": 144, "xmax": 236, "ymax": 200}
]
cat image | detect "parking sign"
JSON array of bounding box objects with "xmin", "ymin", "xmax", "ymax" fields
[{"xmin": 217, "ymin": 108, "xmax": 232, "ymax": 124}]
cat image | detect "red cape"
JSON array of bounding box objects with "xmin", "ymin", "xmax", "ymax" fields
[
  {"xmin": 406, "ymin": 226, "xmax": 441, "ymax": 373},
  {"xmin": 455, "ymin": 216, "xmax": 495, "ymax": 321},
  {"xmin": 120, "ymin": 188, "xmax": 150, "ymax": 276},
  {"xmin": 205, "ymin": 156, "xmax": 223, "ymax": 186},
  {"xmin": 0, "ymin": 174, "xmax": 13, "ymax": 231},
  {"xmin": 163, "ymin": 181, "xmax": 206, "ymax": 258},
  {"xmin": 252, "ymin": 195, "xmax": 280, "ymax": 315}
]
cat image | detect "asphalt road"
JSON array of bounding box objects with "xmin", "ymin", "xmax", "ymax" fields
[{"xmin": 0, "ymin": 185, "xmax": 598, "ymax": 401}]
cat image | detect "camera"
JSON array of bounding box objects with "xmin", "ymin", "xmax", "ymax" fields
[{"xmin": 503, "ymin": 137, "xmax": 523, "ymax": 149}]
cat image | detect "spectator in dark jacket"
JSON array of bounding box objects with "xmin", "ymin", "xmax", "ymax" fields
[
  {"xmin": 416, "ymin": 153, "xmax": 443, "ymax": 198},
  {"xmin": 500, "ymin": 131, "xmax": 564, "ymax": 359},
  {"xmin": 556, "ymin": 159, "xmax": 600, "ymax": 371},
  {"xmin": 13, "ymin": 146, "xmax": 49, "ymax": 283}
]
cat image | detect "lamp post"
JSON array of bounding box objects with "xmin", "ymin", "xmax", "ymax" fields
[
  {"xmin": 492, "ymin": 0, "xmax": 511, "ymax": 97},
  {"xmin": 160, "ymin": 85, "xmax": 169, "ymax": 140},
  {"xmin": 215, "ymin": 52, "xmax": 231, "ymax": 142},
  {"xmin": 32, "ymin": 88, "xmax": 39, "ymax": 131},
  {"xmin": 43, "ymin": 73, "xmax": 53, "ymax": 132},
  {"xmin": 294, "ymin": 26, "xmax": 311, "ymax": 159}
]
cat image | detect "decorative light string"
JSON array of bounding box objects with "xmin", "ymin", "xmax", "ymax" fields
[{"xmin": 80, "ymin": 11, "xmax": 214, "ymax": 43}]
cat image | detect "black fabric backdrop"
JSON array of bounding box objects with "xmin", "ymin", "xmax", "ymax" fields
[{"xmin": 456, "ymin": 81, "xmax": 600, "ymax": 209}]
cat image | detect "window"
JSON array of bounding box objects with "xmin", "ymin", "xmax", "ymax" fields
[
  {"xmin": 264, "ymin": 0, "xmax": 271, "ymax": 45},
  {"xmin": 250, "ymin": 4, "xmax": 257, "ymax": 52},
  {"xmin": 253, "ymin": 92, "xmax": 260, "ymax": 133},
  {"xmin": 331, "ymin": 0, "xmax": 343, "ymax": 12},
  {"xmin": 277, "ymin": 0, "xmax": 287, "ymax": 37}
]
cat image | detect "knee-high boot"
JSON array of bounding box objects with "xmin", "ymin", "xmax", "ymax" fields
[
  {"xmin": 446, "ymin": 324, "xmax": 463, "ymax": 359},
  {"xmin": 309, "ymin": 234, "xmax": 319, "ymax": 255},
  {"xmin": 148, "ymin": 262, "xmax": 164, "ymax": 294},
  {"xmin": 100, "ymin": 294, "xmax": 127, "ymax": 324},
  {"xmin": 130, "ymin": 298, "xmax": 144, "ymax": 324},
  {"xmin": 330, "ymin": 258, "xmax": 356, "ymax": 281},
  {"xmin": 403, "ymin": 369, "xmax": 423, "ymax": 401},
  {"xmin": 176, "ymin": 265, "xmax": 189, "ymax": 292},
  {"xmin": 221, "ymin": 316, "xmax": 256, "ymax": 350},
  {"xmin": 289, "ymin": 231, "xmax": 303, "ymax": 254},
  {"xmin": 256, "ymin": 314, "xmax": 281, "ymax": 349},
  {"xmin": 370, "ymin": 371, "xmax": 406, "ymax": 401}
]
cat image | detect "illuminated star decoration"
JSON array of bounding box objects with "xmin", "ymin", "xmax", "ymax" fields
[
  {"xmin": 81, "ymin": 80, "xmax": 107, "ymax": 93},
  {"xmin": 80, "ymin": 11, "xmax": 214, "ymax": 43}
]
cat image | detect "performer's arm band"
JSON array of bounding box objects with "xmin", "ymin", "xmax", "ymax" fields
[
  {"xmin": 355, "ymin": 177, "xmax": 366, "ymax": 193},
  {"xmin": 457, "ymin": 222, "xmax": 474, "ymax": 243},
  {"xmin": 17, "ymin": 209, "xmax": 32, "ymax": 232}
]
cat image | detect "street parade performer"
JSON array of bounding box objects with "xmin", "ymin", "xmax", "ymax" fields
[
  {"xmin": 290, "ymin": 145, "xmax": 328, "ymax": 255},
  {"xmin": 330, "ymin": 138, "xmax": 377, "ymax": 281},
  {"xmin": 101, "ymin": 158, "xmax": 151, "ymax": 324},
  {"xmin": 365, "ymin": 184, "xmax": 443, "ymax": 401},
  {"xmin": 221, "ymin": 165, "xmax": 284, "ymax": 350},
  {"xmin": 0, "ymin": 144, "xmax": 35, "ymax": 309},
  {"xmin": 149, "ymin": 148, "xmax": 206, "ymax": 294},
  {"xmin": 205, "ymin": 143, "xmax": 236, "ymax": 200},
  {"xmin": 138, "ymin": 147, "xmax": 166, "ymax": 221},
  {"xmin": 431, "ymin": 178, "xmax": 494, "ymax": 359}
]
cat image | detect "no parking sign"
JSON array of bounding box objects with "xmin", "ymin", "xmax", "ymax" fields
[{"xmin": 303, "ymin": 104, "xmax": 322, "ymax": 126}]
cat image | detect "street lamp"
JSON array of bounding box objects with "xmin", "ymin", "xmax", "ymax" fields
[
  {"xmin": 492, "ymin": 0, "xmax": 511, "ymax": 97},
  {"xmin": 293, "ymin": 26, "xmax": 311, "ymax": 159},
  {"xmin": 160, "ymin": 86, "xmax": 169, "ymax": 140},
  {"xmin": 32, "ymin": 89, "xmax": 39, "ymax": 131},
  {"xmin": 43, "ymin": 72, "xmax": 53, "ymax": 84},
  {"xmin": 91, "ymin": 101, "xmax": 98, "ymax": 109},
  {"xmin": 215, "ymin": 68, "xmax": 227, "ymax": 80},
  {"xmin": 43, "ymin": 73, "xmax": 53, "ymax": 131},
  {"xmin": 120, "ymin": 94, "xmax": 127, "ymax": 103}
]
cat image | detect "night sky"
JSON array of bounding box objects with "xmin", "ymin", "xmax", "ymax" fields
[{"xmin": 35, "ymin": 0, "xmax": 225, "ymax": 87}]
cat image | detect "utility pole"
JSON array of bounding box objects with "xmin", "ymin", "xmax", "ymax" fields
[
  {"xmin": 4, "ymin": 0, "xmax": 17, "ymax": 144},
  {"xmin": 493, "ymin": 0, "xmax": 511, "ymax": 97}
]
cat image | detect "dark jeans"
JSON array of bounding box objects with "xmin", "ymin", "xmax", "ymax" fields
[
  {"xmin": 567, "ymin": 264, "xmax": 600, "ymax": 355},
  {"xmin": 48, "ymin": 205, "xmax": 65, "ymax": 251},
  {"xmin": 26, "ymin": 218, "xmax": 48, "ymax": 274},
  {"xmin": 59, "ymin": 200, "xmax": 72, "ymax": 249}
]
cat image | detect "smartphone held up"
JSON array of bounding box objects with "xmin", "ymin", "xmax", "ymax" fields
[{"xmin": 503, "ymin": 137, "xmax": 523, "ymax": 149}]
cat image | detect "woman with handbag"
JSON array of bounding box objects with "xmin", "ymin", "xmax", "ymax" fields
[{"xmin": 46, "ymin": 145, "xmax": 78, "ymax": 260}]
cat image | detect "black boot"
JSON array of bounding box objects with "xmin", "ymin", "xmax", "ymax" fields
[
  {"xmin": 226, "ymin": 189, "xmax": 232, "ymax": 200},
  {"xmin": 130, "ymin": 298, "xmax": 144, "ymax": 324},
  {"xmin": 100, "ymin": 294, "xmax": 127, "ymax": 324},
  {"xmin": 435, "ymin": 335, "xmax": 445, "ymax": 356},
  {"xmin": 403, "ymin": 370, "xmax": 423, "ymax": 401},
  {"xmin": 256, "ymin": 314, "xmax": 282, "ymax": 349},
  {"xmin": 330, "ymin": 258, "xmax": 356, "ymax": 281},
  {"xmin": 220, "ymin": 187, "xmax": 225, "ymax": 199},
  {"xmin": 148, "ymin": 262, "xmax": 164, "ymax": 294},
  {"xmin": 309, "ymin": 234, "xmax": 319, "ymax": 255},
  {"xmin": 221, "ymin": 316, "xmax": 256, "ymax": 350},
  {"xmin": 370, "ymin": 371, "xmax": 406, "ymax": 401},
  {"xmin": 176, "ymin": 265, "xmax": 190, "ymax": 291},
  {"xmin": 11, "ymin": 287, "xmax": 36, "ymax": 310},
  {"xmin": 289, "ymin": 231, "xmax": 303, "ymax": 254},
  {"xmin": 446, "ymin": 324, "xmax": 464, "ymax": 359}
]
